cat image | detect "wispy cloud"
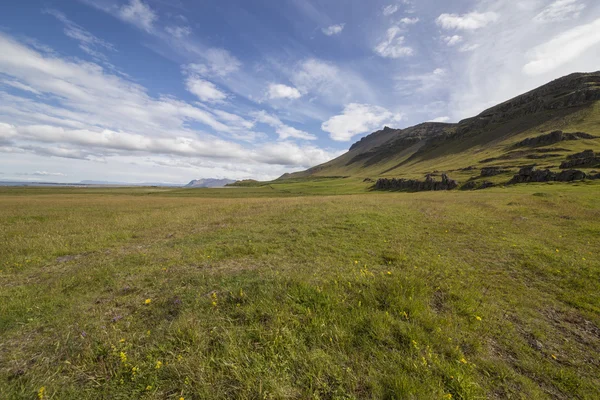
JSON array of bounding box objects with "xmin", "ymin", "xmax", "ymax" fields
[
  {"xmin": 45, "ymin": 9, "xmax": 115, "ymax": 61},
  {"xmin": 523, "ymin": 17, "xmax": 600, "ymax": 76},
  {"xmin": 322, "ymin": 23, "xmax": 345, "ymax": 36},
  {"xmin": 534, "ymin": 0, "xmax": 586, "ymax": 23},
  {"xmin": 374, "ymin": 27, "xmax": 414, "ymax": 58},
  {"xmin": 253, "ymin": 111, "xmax": 315, "ymax": 140},
  {"xmin": 382, "ymin": 5, "xmax": 399, "ymax": 17},
  {"xmin": 436, "ymin": 12, "xmax": 499, "ymax": 31},
  {"xmin": 119, "ymin": 0, "xmax": 157, "ymax": 33}
]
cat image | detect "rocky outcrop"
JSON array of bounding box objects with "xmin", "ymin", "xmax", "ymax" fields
[
  {"xmin": 513, "ymin": 131, "xmax": 596, "ymax": 148},
  {"xmin": 480, "ymin": 167, "xmax": 510, "ymax": 177},
  {"xmin": 461, "ymin": 181, "xmax": 496, "ymax": 190},
  {"xmin": 375, "ymin": 174, "xmax": 458, "ymax": 191},
  {"xmin": 559, "ymin": 150, "xmax": 600, "ymax": 169},
  {"xmin": 508, "ymin": 166, "xmax": 588, "ymax": 184}
]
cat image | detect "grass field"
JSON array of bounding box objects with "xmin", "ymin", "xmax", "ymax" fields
[{"xmin": 1, "ymin": 182, "xmax": 599, "ymax": 399}]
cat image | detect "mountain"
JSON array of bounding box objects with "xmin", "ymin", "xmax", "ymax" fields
[
  {"xmin": 185, "ymin": 178, "xmax": 236, "ymax": 188},
  {"xmin": 280, "ymin": 71, "xmax": 600, "ymax": 184}
]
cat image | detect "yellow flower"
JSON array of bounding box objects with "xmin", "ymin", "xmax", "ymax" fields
[
  {"xmin": 146, "ymin": 385, "xmax": 152, "ymax": 391},
  {"xmin": 37, "ymin": 386, "xmax": 46, "ymax": 399},
  {"xmin": 145, "ymin": 298, "xmax": 152, "ymax": 305},
  {"xmin": 119, "ymin": 338, "xmax": 125, "ymax": 343},
  {"xmin": 445, "ymin": 394, "xmax": 452, "ymax": 399},
  {"xmin": 119, "ymin": 352, "xmax": 127, "ymax": 363},
  {"xmin": 354, "ymin": 260, "xmax": 358, "ymax": 264},
  {"xmin": 180, "ymin": 397, "xmax": 185, "ymax": 400},
  {"xmin": 555, "ymin": 249, "xmax": 559, "ymax": 253},
  {"xmin": 460, "ymin": 357, "xmax": 467, "ymax": 364},
  {"xmin": 387, "ymin": 271, "xmax": 392, "ymax": 275},
  {"xmin": 155, "ymin": 360, "xmax": 163, "ymax": 369},
  {"xmin": 475, "ymin": 316, "xmax": 482, "ymax": 321}
]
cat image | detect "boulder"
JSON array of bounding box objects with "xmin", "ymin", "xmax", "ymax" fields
[
  {"xmin": 560, "ymin": 150, "xmax": 600, "ymax": 169},
  {"xmin": 509, "ymin": 166, "xmax": 588, "ymax": 184}
]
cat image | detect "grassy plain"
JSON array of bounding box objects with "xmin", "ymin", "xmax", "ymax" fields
[{"xmin": 1, "ymin": 182, "xmax": 599, "ymax": 399}]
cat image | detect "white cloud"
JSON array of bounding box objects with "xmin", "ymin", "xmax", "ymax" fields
[
  {"xmin": 436, "ymin": 12, "xmax": 499, "ymax": 30},
  {"xmin": 185, "ymin": 77, "xmax": 228, "ymax": 103},
  {"xmin": 290, "ymin": 59, "xmax": 376, "ymax": 106},
  {"xmin": 165, "ymin": 26, "xmax": 192, "ymax": 38},
  {"xmin": 267, "ymin": 83, "xmax": 302, "ymax": 100},
  {"xmin": 118, "ymin": 0, "xmax": 157, "ymax": 33},
  {"xmin": 2, "ymin": 80, "xmax": 42, "ymax": 95},
  {"xmin": 459, "ymin": 43, "xmax": 480, "ymax": 52},
  {"xmin": 20, "ymin": 171, "xmax": 67, "ymax": 177},
  {"xmin": 253, "ymin": 111, "xmax": 316, "ymax": 140},
  {"xmin": 0, "ymin": 122, "xmax": 335, "ymax": 169},
  {"xmin": 45, "ymin": 9, "xmax": 115, "ymax": 61},
  {"xmin": 429, "ymin": 116, "xmax": 450, "ymax": 123},
  {"xmin": 321, "ymin": 103, "xmax": 402, "ymax": 142},
  {"xmin": 374, "ymin": 27, "xmax": 414, "ymax": 58},
  {"xmin": 383, "ymin": 5, "xmax": 399, "ymax": 16},
  {"xmin": 523, "ymin": 17, "xmax": 600, "ymax": 75},
  {"xmin": 443, "ymin": 35, "xmax": 463, "ymax": 46},
  {"xmin": 183, "ymin": 48, "xmax": 241, "ymax": 77},
  {"xmin": 533, "ymin": 0, "xmax": 586, "ymax": 23},
  {"xmin": 395, "ymin": 68, "xmax": 448, "ymax": 94},
  {"xmin": 322, "ymin": 24, "xmax": 345, "ymax": 36},
  {"xmin": 400, "ymin": 17, "xmax": 419, "ymax": 25}
]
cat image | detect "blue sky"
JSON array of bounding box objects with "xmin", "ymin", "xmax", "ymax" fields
[{"xmin": 1, "ymin": 0, "xmax": 599, "ymax": 183}]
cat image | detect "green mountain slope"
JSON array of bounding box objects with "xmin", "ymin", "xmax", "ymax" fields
[{"xmin": 281, "ymin": 72, "xmax": 600, "ymax": 184}]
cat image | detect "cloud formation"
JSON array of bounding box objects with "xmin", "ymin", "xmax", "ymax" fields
[
  {"xmin": 119, "ymin": 0, "xmax": 157, "ymax": 32},
  {"xmin": 322, "ymin": 24, "xmax": 345, "ymax": 36},
  {"xmin": 533, "ymin": 0, "xmax": 586, "ymax": 23},
  {"xmin": 436, "ymin": 12, "xmax": 499, "ymax": 30},
  {"xmin": 374, "ymin": 27, "xmax": 414, "ymax": 58},
  {"xmin": 322, "ymin": 103, "xmax": 402, "ymax": 142},
  {"xmin": 267, "ymin": 84, "xmax": 302, "ymax": 100}
]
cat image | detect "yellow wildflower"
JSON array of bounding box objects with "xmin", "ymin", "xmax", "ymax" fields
[
  {"xmin": 119, "ymin": 352, "xmax": 127, "ymax": 363},
  {"xmin": 460, "ymin": 357, "xmax": 467, "ymax": 364},
  {"xmin": 445, "ymin": 394, "xmax": 452, "ymax": 399},
  {"xmin": 145, "ymin": 298, "xmax": 152, "ymax": 305},
  {"xmin": 387, "ymin": 271, "xmax": 392, "ymax": 275},
  {"xmin": 155, "ymin": 360, "xmax": 163, "ymax": 369},
  {"xmin": 119, "ymin": 338, "xmax": 125, "ymax": 343},
  {"xmin": 475, "ymin": 316, "xmax": 482, "ymax": 321},
  {"xmin": 37, "ymin": 386, "xmax": 46, "ymax": 399},
  {"xmin": 146, "ymin": 385, "xmax": 152, "ymax": 391}
]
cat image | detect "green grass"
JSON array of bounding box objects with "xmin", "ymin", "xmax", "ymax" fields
[{"xmin": 1, "ymin": 183, "xmax": 599, "ymax": 399}]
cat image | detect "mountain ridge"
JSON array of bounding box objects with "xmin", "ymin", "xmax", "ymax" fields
[{"xmin": 280, "ymin": 71, "xmax": 600, "ymax": 183}]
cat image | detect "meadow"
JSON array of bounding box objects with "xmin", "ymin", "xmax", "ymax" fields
[{"xmin": 0, "ymin": 181, "xmax": 599, "ymax": 399}]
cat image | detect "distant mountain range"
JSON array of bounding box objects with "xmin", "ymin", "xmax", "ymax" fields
[
  {"xmin": 280, "ymin": 71, "xmax": 600, "ymax": 184},
  {"xmin": 185, "ymin": 178, "xmax": 236, "ymax": 188},
  {"xmin": 0, "ymin": 179, "xmax": 237, "ymax": 188}
]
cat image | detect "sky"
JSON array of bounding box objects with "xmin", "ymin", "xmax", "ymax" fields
[{"xmin": 1, "ymin": 0, "xmax": 599, "ymax": 183}]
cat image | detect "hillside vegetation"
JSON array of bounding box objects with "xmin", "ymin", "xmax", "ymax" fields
[{"xmin": 281, "ymin": 72, "xmax": 600, "ymax": 187}]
